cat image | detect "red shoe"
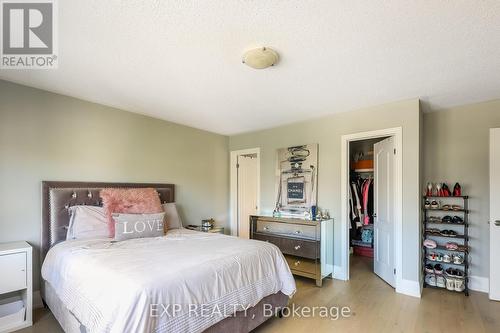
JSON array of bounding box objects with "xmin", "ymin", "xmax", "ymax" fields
[
  {"xmin": 453, "ymin": 183, "xmax": 462, "ymax": 196},
  {"xmin": 442, "ymin": 183, "xmax": 451, "ymax": 197}
]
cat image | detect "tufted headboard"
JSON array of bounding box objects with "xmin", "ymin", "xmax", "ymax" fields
[{"xmin": 41, "ymin": 181, "xmax": 175, "ymax": 263}]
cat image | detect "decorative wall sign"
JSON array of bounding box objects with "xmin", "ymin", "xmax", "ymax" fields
[{"xmin": 275, "ymin": 144, "xmax": 318, "ymax": 218}]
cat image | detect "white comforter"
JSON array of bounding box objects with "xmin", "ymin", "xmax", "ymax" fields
[{"xmin": 41, "ymin": 229, "xmax": 296, "ymax": 333}]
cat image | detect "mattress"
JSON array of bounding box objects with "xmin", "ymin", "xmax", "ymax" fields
[{"xmin": 41, "ymin": 229, "xmax": 296, "ymax": 333}]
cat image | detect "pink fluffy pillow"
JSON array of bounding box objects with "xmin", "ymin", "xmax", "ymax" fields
[{"xmin": 100, "ymin": 188, "xmax": 163, "ymax": 237}]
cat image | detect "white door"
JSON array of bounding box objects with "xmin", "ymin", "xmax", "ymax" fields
[
  {"xmin": 490, "ymin": 129, "xmax": 500, "ymax": 301},
  {"xmin": 374, "ymin": 137, "xmax": 395, "ymax": 287},
  {"xmin": 237, "ymin": 155, "xmax": 258, "ymax": 239}
]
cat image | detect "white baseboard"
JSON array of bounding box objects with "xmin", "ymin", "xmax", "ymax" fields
[
  {"xmin": 469, "ymin": 275, "xmax": 489, "ymax": 293},
  {"xmin": 332, "ymin": 265, "xmax": 348, "ymax": 281},
  {"xmin": 396, "ymin": 278, "xmax": 421, "ymax": 298},
  {"xmin": 33, "ymin": 290, "xmax": 44, "ymax": 309}
]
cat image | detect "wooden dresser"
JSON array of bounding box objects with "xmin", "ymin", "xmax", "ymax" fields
[{"xmin": 250, "ymin": 215, "xmax": 333, "ymax": 287}]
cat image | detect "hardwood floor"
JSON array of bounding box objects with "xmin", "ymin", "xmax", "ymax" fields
[{"xmin": 17, "ymin": 256, "xmax": 500, "ymax": 333}]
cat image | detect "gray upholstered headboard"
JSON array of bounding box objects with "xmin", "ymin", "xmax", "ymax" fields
[{"xmin": 41, "ymin": 181, "xmax": 175, "ymax": 263}]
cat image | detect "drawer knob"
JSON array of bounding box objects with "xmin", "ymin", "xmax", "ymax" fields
[
  {"xmin": 294, "ymin": 261, "xmax": 301, "ymax": 266},
  {"xmin": 264, "ymin": 226, "xmax": 270, "ymax": 231},
  {"xmin": 294, "ymin": 245, "xmax": 301, "ymax": 250},
  {"xmin": 295, "ymin": 230, "xmax": 302, "ymax": 234}
]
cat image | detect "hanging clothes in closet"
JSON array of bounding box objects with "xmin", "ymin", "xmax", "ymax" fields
[{"xmin": 349, "ymin": 176, "xmax": 374, "ymax": 226}]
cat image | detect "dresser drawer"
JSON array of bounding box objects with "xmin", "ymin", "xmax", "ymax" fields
[
  {"xmin": 256, "ymin": 220, "xmax": 317, "ymax": 240},
  {"xmin": 0, "ymin": 252, "xmax": 27, "ymax": 294},
  {"xmin": 253, "ymin": 233, "xmax": 318, "ymax": 259},
  {"xmin": 285, "ymin": 255, "xmax": 317, "ymax": 275}
]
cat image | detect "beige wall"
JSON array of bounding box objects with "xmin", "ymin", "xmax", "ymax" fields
[
  {"xmin": 0, "ymin": 80, "xmax": 229, "ymax": 290},
  {"xmin": 424, "ymin": 99, "xmax": 500, "ymax": 280},
  {"xmin": 229, "ymin": 99, "xmax": 422, "ymax": 284}
]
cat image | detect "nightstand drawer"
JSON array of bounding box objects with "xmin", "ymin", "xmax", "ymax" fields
[{"xmin": 0, "ymin": 252, "xmax": 27, "ymax": 293}]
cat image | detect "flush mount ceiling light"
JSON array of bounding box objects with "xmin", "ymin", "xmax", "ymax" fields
[{"xmin": 242, "ymin": 47, "xmax": 279, "ymax": 69}]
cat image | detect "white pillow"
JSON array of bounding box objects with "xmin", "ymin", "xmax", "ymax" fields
[
  {"xmin": 162, "ymin": 203, "xmax": 183, "ymax": 230},
  {"xmin": 66, "ymin": 205, "xmax": 110, "ymax": 240}
]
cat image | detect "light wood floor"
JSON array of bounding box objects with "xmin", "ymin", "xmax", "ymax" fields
[{"xmin": 17, "ymin": 256, "xmax": 500, "ymax": 333}]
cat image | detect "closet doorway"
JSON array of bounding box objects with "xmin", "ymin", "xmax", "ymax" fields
[
  {"xmin": 230, "ymin": 148, "xmax": 260, "ymax": 238},
  {"xmin": 340, "ymin": 128, "xmax": 403, "ymax": 291}
]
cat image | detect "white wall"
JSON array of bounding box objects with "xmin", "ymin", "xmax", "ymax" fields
[
  {"xmin": 0, "ymin": 80, "xmax": 229, "ymax": 291},
  {"xmin": 229, "ymin": 99, "xmax": 421, "ymax": 284},
  {"xmin": 424, "ymin": 99, "xmax": 500, "ymax": 284}
]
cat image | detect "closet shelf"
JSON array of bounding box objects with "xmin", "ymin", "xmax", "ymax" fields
[{"xmin": 353, "ymin": 168, "xmax": 374, "ymax": 173}]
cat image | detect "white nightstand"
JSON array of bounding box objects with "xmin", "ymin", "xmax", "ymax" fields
[{"xmin": 0, "ymin": 242, "xmax": 32, "ymax": 333}]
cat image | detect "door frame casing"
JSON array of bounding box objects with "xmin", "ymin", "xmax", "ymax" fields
[
  {"xmin": 490, "ymin": 128, "xmax": 500, "ymax": 300},
  {"xmin": 340, "ymin": 127, "xmax": 403, "ymax": 293},
  {"xmin": 230, "ymin": 148, "xmax": 261, "ymax": 236}
]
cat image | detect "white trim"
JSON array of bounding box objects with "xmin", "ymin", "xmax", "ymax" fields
[
  {"xmin": 396, "ymin": 279, "xmax": 422, "ymax": 298},
  {"xmin": 333, "ymin": 265, "xmax": 347, "ymax": 281},
  {"xmin": 340, "ymin": 127, "xmax": 405, "ymax": 294},
  {"xmin": 229, "ymin": 148, "xmax": 261, "ymax": 236},
  {"xmin": 469, "ymin": 276, "xmax": 489, "ymax": 293}
]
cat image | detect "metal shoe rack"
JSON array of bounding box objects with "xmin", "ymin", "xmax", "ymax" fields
[{"xmin": 422, "ymin": 195, "xmax": 469, "ymax": 296}]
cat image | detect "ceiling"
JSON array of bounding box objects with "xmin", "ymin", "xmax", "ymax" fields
[{"xmin": 1, "ymin": 1, "xmax": 499, "ymax": 135}]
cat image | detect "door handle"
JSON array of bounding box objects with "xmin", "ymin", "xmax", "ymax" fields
[{"xmin": 495, "ymin": 220, "xmax": 500, "ymax": 226}]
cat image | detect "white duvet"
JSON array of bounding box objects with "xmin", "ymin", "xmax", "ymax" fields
[{"xmin": 41, "ymin": 229, "xmax": 296, "ymax": 333}]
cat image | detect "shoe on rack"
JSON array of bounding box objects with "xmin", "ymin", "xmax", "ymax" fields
[
  {"xmin": 434, "ymin": 264, "xmax": 444, "ymax": 275},
  {"xmin": 453, "ymin": 183, "xmax": 462, "ymax": 197},
  {"xmin": 426, "ymin": 274, "xmax": 437, "ymax": 287},
  {"xmin": 424, "ymin": 239, "xmax": 437, "ymax": 249},
  {"xmin": 436, "ymin": 275, "xmax": 446, "ymax": 288},
  {"xmin": 442, "ymin": 183, "xmax": 451, "ymax": 197},
  {"xmin": 453, "ymin": 254, "xmax": 464, "ymax": 264},
  {"xmin": 446, "ymin": 277, "xmax": 455, "ymax": 291},
  {"xmin": 447, "ymin": 230, "xmax": 457, "ymax": 237},
  {"xmin": 445, "ymin": 267, "xmax": 455, "ymax": 277},
  {"xmin": 430, "ymin": 200, "xmax": 440, "ymax": 209},
  {"xmin": 454, "ymin": 278, "xmax": 465, "ymax": 292},
  {"xmin": 424, "ymin": 200, "xmax": 431, "ymax": 209},
  {"xmin": 440, "ymin": 230, "xmax": 451, "ymax": 236},
  {"xmin": 452, "ymin": 216, "xmax": 464, "ymax": 224},
  {"xmin": 442, "ymin": 216, "xmax": 453, "ymax": 223},
  {"xmin": 425, "ymin": 264, "xmax": 434, "ymax": 274},
  {"xmin": 445, "ymin": 242, "xmax": 458, "ymax": 250},
  {"xmin": 427, "ymin": 252, "xmax": 437, "ymax": 261},
  {"xmin": 443, "ymin": 254, "xmax": 452, "ymax": 263}
]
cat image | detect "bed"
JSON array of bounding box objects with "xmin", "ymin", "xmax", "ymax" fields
[{"xmin": 40, "ymin": 181, "xmax": 296, "ymax": 333}]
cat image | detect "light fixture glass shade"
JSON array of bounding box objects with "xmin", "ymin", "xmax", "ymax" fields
[{"xmin": 242, "ymin": 47, "xmax": 279, "ymax": 69}]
